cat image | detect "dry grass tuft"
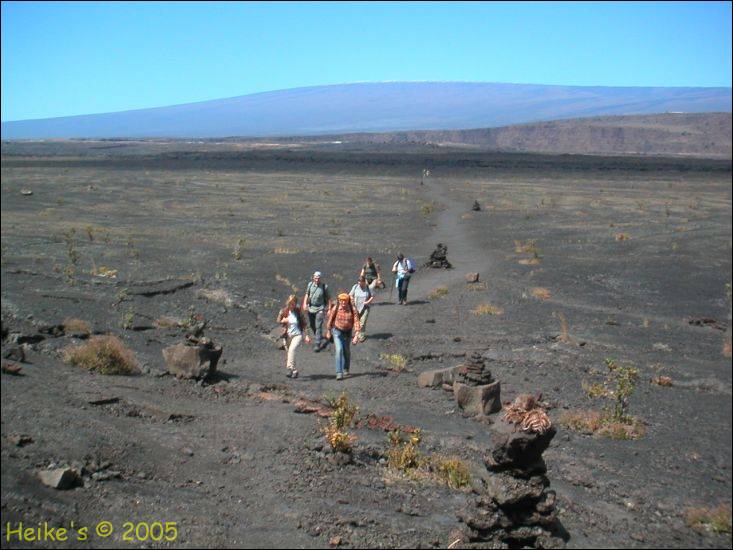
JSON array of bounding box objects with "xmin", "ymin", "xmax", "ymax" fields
[
  {"xmin": 559, "ymin": 409, "xmax": 645, "ymax": 440},
  {"xmin": 531, "ymin": 287, "xmax": 551, "ymax": 300},
  {"xmin": 380, "ymin": 353, "xmax": 408, "ymax": 372},
  {"xmin": 683, "ymin": 504, "xmax": 732, "ymax": 534},
  {"xmin": 273, "ymin": 247, "xmax": 300, "ymax": 254},
  {"xmin": 614, "ymin": 232, "xmax": 631, "ymax": 241},
  {"xmin": 428, "ymin": 287, "xmax": 449, "ymax": 300},
  {"xmin": 518, "ymin": 258, "xmax": 541, "ymax": 266},
  {"xmin": 650, "ymin": 375, "xmax": 673, "ymax": 387},
  {"xmin": 552, "ymin": 311, "xmax": 571, "ymax": 342},
  {"xmin": 62, "ymin": 318, "xmax": 91, "ymax": 335},
  {"xmin": 467, "ymin": 281, "xmax": 488, "ymax": 292},
  {"xmin": 472, "ymin": 303, "xmax": 504, "ymax": 316},
  {"xmin": 514, "ymin": 239, "xmax": 537, "ymax": 254},
  {"xmin": 63, "ymin": 335, "xmax": 140, "ymax": 375}
]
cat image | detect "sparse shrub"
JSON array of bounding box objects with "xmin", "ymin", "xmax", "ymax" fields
[
  {"xmin": 273, "ymin": 247, "xmax": 299, "ymax": 254},
  {"xmin": 379, "ymin": 353, "xmax": 408, "ymax": 372},
  {"xmin": 433, "ymin": 456, "xmax": 471, "ymax": 489},
  {"xmin": 121, "ymin": 310, "xmax": 134, "ymax": 330},
  {"xmin": 114, "ymin": 288, "xmax": 129, "ymax": 305},
  {"xmin": 322, "ymin": 392, "xmax": 358, "ymax": 454},
  {"xmin": 63, "ymin": 318, "xmax": 91, "ymax": 335},
  {"xmin": 126, "ymin": 235, "xmax": 140, "ymax": 259},
  {"xmin": 683, "ymin": 504, "xmax": 732, "ymax": 534},
  {"xmin": 63, "ymin": 335, "xmax": 140, "ymax": 375},
  {"xmin": 428, "ymin": 287, "xmax": 449, "ymax": 300},
  {"xmin": 472, "ymin": 303, "xmax": 503, "ymax": 316},
  {"xmin": 85, "ymin": 225, "xmax": 94, "ymax": 241},
  {"xmin": 420, "ymin": 203, "xmax": 436, "ymax": 216},
  {"xmin": 232, "ymin": 237, "xmax": 246, "ymax": 261},
  {"xmin": 570, "ymin": 358, "xmax": 644, "ymax": 439},
  {"xmin": 324, "ymin": 423, "xmax": 356, "ymax": 453},
  {"xmin": 614, "ymin": 232, "xmax": 631, "ymax": 241},
  {"xmin": 387, "ymin": 428, "xmax": 424, "ymax": 473}
]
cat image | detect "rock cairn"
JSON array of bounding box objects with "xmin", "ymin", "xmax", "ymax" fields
[
  {"xmin": 456, "ymin": 351, "xmax": 494, "ymax": 386},
  {"xmin": 453, "ymin": 352, "xmax": 501, "ymax": 416},
  {"xmin": 424, "ymin": 243, "xmax": 452, "ymax": 269},
  {"xmin": 458, "ymin": 412, "xmax": 563, "ymax": 548}
]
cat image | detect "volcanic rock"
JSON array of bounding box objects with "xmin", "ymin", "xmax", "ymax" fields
[
  {"xmin": 163, "ymin": 338, "xmax": 222, "ymax": 379},
  {"xmin": 38, "ymin": 468, "xmax": 81, "ymax": 490},
  {"xmin": 417, "ymin": 366, "xmax": 457, "ymax": 388},
  {"xmin": 454, "ymin": 381, "xmax": 502, "ymax": 416}
]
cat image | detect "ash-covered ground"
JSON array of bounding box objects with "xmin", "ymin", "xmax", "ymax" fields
[{"xmin": 2, "ymin": 143, "xmax": 731, "ymax": 548}]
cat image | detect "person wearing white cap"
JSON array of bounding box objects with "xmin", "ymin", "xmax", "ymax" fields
[{"xmin": 302, "ymin": 271, "xmax": 332, "ymax": 352}]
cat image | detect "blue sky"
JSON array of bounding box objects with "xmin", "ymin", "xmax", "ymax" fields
[{"xmin": 2, "ymin": 1, "xmax": 731, "ymax": 121}]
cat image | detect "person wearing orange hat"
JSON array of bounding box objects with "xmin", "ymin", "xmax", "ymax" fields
[{"xmin": 325, "ymin": 292, "xmax": 361, "ymax": 380}]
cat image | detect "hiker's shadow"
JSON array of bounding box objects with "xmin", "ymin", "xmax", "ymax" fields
[
  {"xmin": 366, "ymin": 332, "xmax": 392, "ymax": 341},
  {"xmin": 206, "ymin": 371, "xmax": 240, "ymax": 383},
  {"xmin": 304, "ymin": 371, "xmax": 388, "ymax": 381}
]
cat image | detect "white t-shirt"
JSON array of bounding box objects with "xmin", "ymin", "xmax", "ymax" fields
[
  {"xmin": 287, "ymin": 310, "xmax": 302, "ymax": 337},
  {"xmin": 349, "ymin": 284, "xmax": 372, "ymax": 313},
  {"xmin": 392, "ymin": 258, "xmax": 413, "ymax": 278}
]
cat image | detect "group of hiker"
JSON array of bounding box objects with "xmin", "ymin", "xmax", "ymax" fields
[{"xmin": 276, "ymin": 254, "xmax": 415, "ymax": 380}]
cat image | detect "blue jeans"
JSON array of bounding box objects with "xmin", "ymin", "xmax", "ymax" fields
[
  {"xmin": 397, "ymin": 275, "xmax": 411, "ymax": 303},
  {"xmin": 332, "ymin": 327, "xmax": 352, "ymax": 374}
]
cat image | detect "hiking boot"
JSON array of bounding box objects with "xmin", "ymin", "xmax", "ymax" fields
[
  {"xmin": 343, "ymin": 369, "xmax": 350, "ymax": 379},
  {"xmin": 336, "ymin": 373, "xmax": 344, "ymax": 380},
  {"xmin": 313, "ymin": 345, "xmax": 321, "ymax": 353},
  {"xmin": 291, "ymin": 370, "xmax": 298, "ymax": 379},
  {"xmin": 286, "ymin": 370, "xmax": 293, "ymax": 378}
]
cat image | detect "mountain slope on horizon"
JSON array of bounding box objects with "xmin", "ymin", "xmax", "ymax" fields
[{"xmin": 2, "ymin": 82, "xmax": 731, "ymax": 139}]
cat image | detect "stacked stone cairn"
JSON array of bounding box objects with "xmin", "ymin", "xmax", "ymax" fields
[
  {"xmin": 457, "ymin": 401, "xmax": 563, "ymax": 548},
  {"xmin": 453, "ymin": 352, "xmax": 502, "ymax": 416},
  {"xmin": 424, "ymin": 243, "xmax": 453, "ymax": 269}
]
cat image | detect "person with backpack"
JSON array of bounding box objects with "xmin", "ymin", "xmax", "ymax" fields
[
  {"xmin": 392, "ymin": 253, "xmax": 414, "ymax": 305},
  {"xmin": 349, "ymin": 275, "xmax": 374, "ymax": 342},
  {"xmin": 276, "ymin": 294, "xmax": 310, "ymax": 379},
  {"xmin": 325, "ymin": 293, "xmax": 361, "ymax": 380},
  {"xmin": 360, "ymin": 257, "xmax": 384, "ymax": 291},
  {"xmin": 302, "ymin": 271, "xmax": 332, "ymax": 352}
]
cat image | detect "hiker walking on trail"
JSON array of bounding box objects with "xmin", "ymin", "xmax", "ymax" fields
[
  {"xmin": 360, "ymin": 256, "xmax": 384, "ymax": 291},
  {"xmin": 276, "ymin": 294, "xmax": 310, "ymax": 379},
  {"xmin": 302, "ymin": 271, "xmax": 332, "ymax": 352},
  {"xmin": 349, "ymin": 275, "xmax": 374, "ymax": 342},
  {"xmin": 392, "ymin": 253, "xmax": 414, "ymax": 305},
  {"xmin": 325, "ymin": 293, "xmax": 361, "ymax": 380}
]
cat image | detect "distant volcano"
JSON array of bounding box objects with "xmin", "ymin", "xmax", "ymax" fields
[{"xmin": 2, "ymin": 81, "xmax": 731, "ymax": 139}]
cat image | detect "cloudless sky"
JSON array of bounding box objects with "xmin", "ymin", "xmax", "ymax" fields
[{"xmin": 2, "ymin": 1, "xmax": 731, "ymax": 121}]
